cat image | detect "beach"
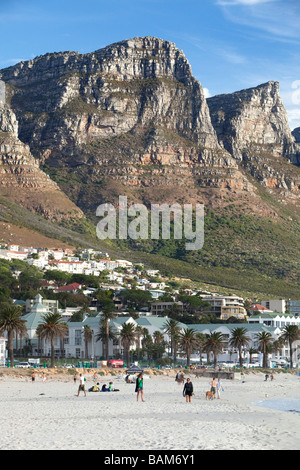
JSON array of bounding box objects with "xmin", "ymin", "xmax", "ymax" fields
[{"xmin": 0, "ymin": 370, "xmax": 299, "ymax": 451}]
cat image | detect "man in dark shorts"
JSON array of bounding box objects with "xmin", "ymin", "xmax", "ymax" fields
[{"xmin": 77, "ymin": 374, "xmax": 86, "ymax": 397}]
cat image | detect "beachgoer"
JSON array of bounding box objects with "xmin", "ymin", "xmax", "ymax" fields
[
  {"xmin": 74, "ymin": 374, "xmax": 77, "ymax": 385},
  {"xmin": 101, "ymin": 384, "xmax": 110, "ymax": 392},
  {"xmin": 31, "ymin": 372, "xmax": 36, "ymax": 383},
  {"xmin": 264, "ymin": 374, "xmax": 269, "ymax": 381},
  {"xmin": 216, "ymin": 378, "xmax": 223, "ymax": 399},
  {"xmin": 77, "ymin": 374, "xmax": 86, "ymax": 397},
  {"xmin": 42, "ymin": 372, "xmax": 47, "ymax": 383},
  {"xmin": 183, "ymin": 377, "xmax": 193, "ymax": 403},
  {"xmin": 175, "ymin": 371, "xmax": 185, "ymax": 385},
  {"xmin": 135, "ymin": 373, "xmax": 145, "ymax": 402},
  {"xmin": 209, "ymin": 377, "xmax": 217, "ymax": 398},
  {"xmin": 270, "ymin": 374, "xmax": 274, "ymax": 381},
  {"xmin": 93, "ymin": 372, "xmax": 97, "ymax": 382}
]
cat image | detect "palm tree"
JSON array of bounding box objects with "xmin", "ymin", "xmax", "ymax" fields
[
  {"xmin": 178, "ymin": 328, "xmax": 197, "ymax": 368},
  {"xmin": 101, "ymin": 308, "xmax": 116, "ymax": 360},
  {"xmin": 0, "ymin": 303, "xmax": 27, "ymax": 366},
  {"xmin": 256, "ymin": 331, "xmax": 273, "ymax": 368},
  {"xmin": 195, "ymin": 332, "xmax": 206, "ymax": 365},
  {"xmin": 134, "ymin": 325, "xmax": 144, "ymax": 361},
  {"xmin": 119, "ymin": 322, "xmax": 137, "ymax": 367},
  {"xmin": 205, "ymin": 331, "xmax": 227, "ymax": 369},
  {"xmin": 36, "ymin": 313, "xmax": 68, "ymax": 368},
  {"xmin": 95, "ymin": 321, "xmax": 116, "ymax": 357},
  {"xmin": 279, "ymin": 325, "xmax": 300, "ymax": 369},
  {"xmin": 164, "ymin": 318, "xmax": 181, "ymax": 364},
  {"xmin": 248, "ymin": 347, "xmax": 258, "ymax": 365},
  {"xmin": 83, "ymin": 325, "xmax": 93, "ymax": 359},
  {"xmin": 153, "ymin": 330, "xmax": 166, "ymax": 360},
  {"xmin": 229, "ymin": 327, "xmax": 251, "ymax": 369}
]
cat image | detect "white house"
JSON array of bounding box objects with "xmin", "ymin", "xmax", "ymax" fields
[
  {"xmin": 0, "ymin": 337, "xmax": 7, "ymax": 366},
  {"xmin": 188, "ymin": 323, "xmax": 282, "ymax": 366}
]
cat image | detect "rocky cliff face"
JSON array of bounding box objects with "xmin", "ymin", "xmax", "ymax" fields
[
  {"xmin": 0, "ymin": 37, "xmax": 299, "ymax": 218},
  {"xmin": 0, "ymin": 103, "xmax": 83, "ymax": 221},
  {"xmin": 207, "ymin": 82, "xmax": 300, "ymax": 191}
]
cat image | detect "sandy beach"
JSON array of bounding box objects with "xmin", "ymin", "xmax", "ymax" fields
[{"xmin": 0, "ymin": 370, "xmax": 299, "ymax": 451}]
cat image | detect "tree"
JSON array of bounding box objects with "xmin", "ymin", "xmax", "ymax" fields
[
  {"xmin": 205, "ymin": 331, "xmax": 227, "ymax": 368},
  {"xmin": 36, "ymin": 313, "xmax": 68, "ymax": 367},
  {"xmin": 0, "ymin": 303, "xmax": 27, "ymax": 366},
  {"xmin": 134, "ymin": 325, "xmax": 144, "ymax": 361},
  {"xmin": 178, "ymin": 328, "xmax": 197, "ymax": 367},
  {"xmin": 279, "ymin": 325, "xmax": 300, "ymax": 369},
  {"xmin": 44, "ymin": 270, "xmax": 71, "ymax": 286},
  {"xmin": 248, "ymin": 347, "xmax": 258, "ymax": 364},
  {"xmin": 229, "ymin": 327, "xmax": 251, "ymax": 369},
  {"xmin": 95, "ymin": 321, "xmax": 116, "ymax": 357},
  {"xmin": 119, "ymin": 323, "xmax": 137, "ymax": 367},
  {"xmin": 100, "ymin": 306, "xmax": 116, "ymax": 360},
  {"xmin": 255, "ymin": 331, "xmax": 273, "ymax": 368},
  {"xmin": 195, "ymin": 333, "xmax": 206, "ymax": 365},
  {"xmin": 142, "ymin": 332, "xmax": 154, "ymax": 366},
  {"xmin": 164, "ymin": 318, "xmax": 181, "ymax": 364},
  {"xmin": 83, "ymin": 325, "xmax": 93, "ymax": 359},
  {"xmin": 117, "ymin": 289, "xmax": 152, "ymax": 310},
  {"xmin": 153, "ymin": 330, "xmax": 166, "ymax": 360}
]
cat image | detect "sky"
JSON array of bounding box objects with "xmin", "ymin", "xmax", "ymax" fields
[{"xmin": 0, "ymin": 0, "xmax": 300, "ymax": 129}]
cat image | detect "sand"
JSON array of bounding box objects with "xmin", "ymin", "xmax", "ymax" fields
[{"xmin": 0, "ymin": 371, "xmax": 299, "ymax": 450}]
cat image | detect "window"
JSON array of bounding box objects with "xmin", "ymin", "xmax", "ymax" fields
[{"xmin": 75, "ymin": 330, "xmax": 82, "ymax": 346}]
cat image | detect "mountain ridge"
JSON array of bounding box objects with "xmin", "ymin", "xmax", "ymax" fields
[{"xmin": 0, "ymin": 36, "xmax": 299, "ymax": 295}]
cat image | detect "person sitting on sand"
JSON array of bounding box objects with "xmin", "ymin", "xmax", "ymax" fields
[
  {"xmin": 89, "ymin": 383, "xmax": 100, "ymax": 392},
  {"xmin": 109, "ymin": 381, "xmax": 120, "ymax": 392},
  {"xmin": 101, "ymin": 384, "xmax": 110, "ymax": 392}
]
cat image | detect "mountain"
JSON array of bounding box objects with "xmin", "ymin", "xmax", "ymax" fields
[
  {"xmin": 0, "ymin": 37, "xmax": 299, "ymax": 296},
  {"xmin": 0, "ymin": 103, "xmax": 84, "ymax": 222}
]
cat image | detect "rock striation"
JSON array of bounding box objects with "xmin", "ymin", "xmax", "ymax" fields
[
  {"xmin": 0, "ymin": 36, "xmax": 299, "ymax": 216},
  {"xmin": 207, "ymin": 81, "xmax": 300, "ymax": 191},
  {"xmin": 0, "ymin": 103, "xmax": 84, "ymax": 221}
]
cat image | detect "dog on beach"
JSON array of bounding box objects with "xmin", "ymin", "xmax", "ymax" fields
[{"xmin": 206, "ymin": 391, "xmax": 214, "ymax": 400}]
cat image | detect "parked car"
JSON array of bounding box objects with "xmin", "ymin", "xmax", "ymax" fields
[
  {"xmin": 15, "ymin": 362, "xmax": 31, "ymax": 368},
  {"xmin": 107, "ymin": 359, "xmax": 124, "ymax": 368}
]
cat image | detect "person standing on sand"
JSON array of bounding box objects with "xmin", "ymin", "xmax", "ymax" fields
[
  {"xmin": 31, "ymin": 372, "xmax": 36, "ymax": 383},
  {"xmin": 183, "ymin": 378, "xmax": 193, "ymax": 403},
  {"xmin": 74, "ymin": 374, "xmax": 77, "ymax": 385},
  {"xmin": 175, "ymin": 371, "xmax": 185, "ymax": 385},
  {"xmin": 209, "ymin": 377, "xmax": 217, "ymax": 398},
  {"xmin": 216, "ymin": 378, "xmax": 223, "ymax": 399},
  {"xmin": 77, "ymin": 374, "xmax": 86, "ymax": 397},
  {"xmin": 135, "ymin": 373, "xmax": 145, "ymax": 402}
]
